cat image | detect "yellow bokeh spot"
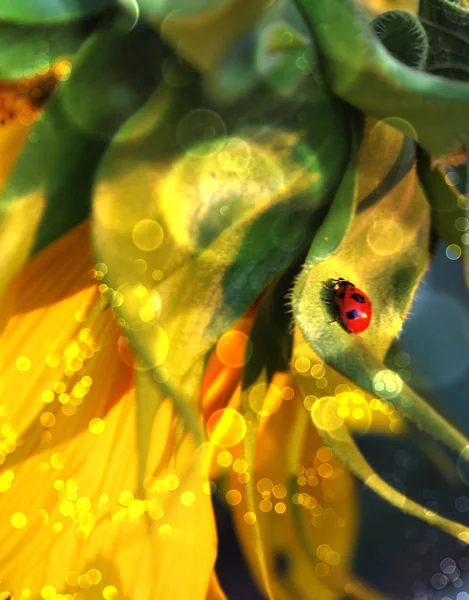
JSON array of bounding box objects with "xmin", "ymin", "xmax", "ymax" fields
[
  {"xmin": 54, "ymin": 382, "xmax": 67, "ymax": 394},
  {"xmin": 87, "ymin": 569, "xmax": 102, "ymax": 585},
  {"xmin": 46, "ymin": 352, "xmax": 60, "ymax": 368},
  {"xmin": 295, "ymin": 356, "xmax": 311, "ymax": 373},
  {"xmin": 62, "ymin": 403, "xmax": 77, "ymax": 416},
  {"xmin": 16, "ymin": 356, "xmax": 31, "ymax": 372},
  {"xmin": 310, "ymin": 397, "xmax": 344, "ymax": 432},
  {"xmin": 59, "ymin": 500, "xmax": 75, "ymax": 517},
  {"xmin": 102, "ymin": 585, "xmax": 118, "ymax": 600},
  {"xmin": 158, "ymin": 524, "xmax": 172, "ymax": 540},
  {"xmin": 238, "ymin": 472, "xmax": 249, "ymax": 484},
  {"xmin": 233, "ymin": 458, "xmax": 248, "ymax": 473},
  {"xmin": 257, "ymin": 478, "xmax": 273, "ymax": 494},
  {"xmin": 41, "ymin": 390, "xmax": 55, "ymax": 403},
  {"xmin": 35, "ymin": 509, "xmax": 49, "ymax": 525},
  {"xmin": 76, "ymin": 496, "xmax": 92, "ymax": 512},
  {"xmin": 317, "ymin": 446, "xmax": 332, "ymax": 462},
  {"xmin": 243, "ymin": 511, "xmax": 256, "ymax": 525},
  {"xmin": 180, "ymin": 491, "xmax": 196, "ymax": 507},
  {"xmin": 40, "ymin": 412, "xmax": 56, "ymax": 427},
  {"xmin": 226, "ymin": 489, "xmax": 242, "ymax": 506},
  {"xmin": 119, "ymin": 490, "xmax": 134, "ymax": 506},
  {"xmin": 58, "ymin": 393, "xmax": 70, "ymax": 404},
  {"xmin": 367, "ymin": 219, "xmax": 403, "ymax": 256},
  {"xmin": 165, "ymin": 474, "xmax": 179, "ymax": 490},
  {"xmin": 281, "ymin": 386, "xmax": 294, "ymax": 400},
  {"xmin": 41, "ymin": 585, "xmax": 56, "ymax": 599},
  {"xmin": 259, "ymin": 499, "xmax": 272, "ymax": 512},
  {"xmin": 50, "ymin": 452, "xmax": 65, "ymax": 470},
  {"xmin": 52, "ymin": 522, "xmax": 63, "ymax": 532},
  {"xmin": 272, "ymin": 484, "xmax": 287, "ymax": 499},
  {"xmin": 315, "ymin": 562, "xmax": 329, "ymax": 577},
  {"xmin": 89, "ymin": 418, "xmax": 105, "ymax": 435},
  {"xmin": 311, "ymin": 364, "xmax": 325, "ymax": 380},
  {"xmin": 373, "ymin": 370, "xmax": 403, "ymax": 400},
  {"xmin": 318, "ymin": 463, "xmax": 334, "ymax": 479},
  {"xmin": 207, "ymin": 407, "xmax": 247, "ymax": 447},
  {"xmin": 111, "ymin": 506, "xmax": 126, "ymax": 523},
  {"xmin": 216, "ymin": 330, "xmax": 251, "ymax": 367},
  {"xmin": 11, "ymin": 512, "xmax": 27, "ymax": 528},
  {"xmin": 132, "ymin": 219, "xmax": 164, "ymax": 251},
  {"xmin": 78, "ymin": 575, "xmax": 91, "ymax": 589},
  {"xmin": 274, "ymin": 502, "xmax": 286, "ymax": 514},
  {"xmin": 217, "ymin": 450, "xmax": 233, "ymax": 468}
]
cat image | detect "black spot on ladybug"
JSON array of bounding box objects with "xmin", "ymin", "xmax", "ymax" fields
[
  {"xmin": 351, "ymin": 293, "xmax": 366, "ymax": 303},
  {"xmin": 338, "ymin": 290, "xmax": 345, "ymax": 299},
  {"xmin": 345, "ymin": 309, "xmax": 359, "ymax": 320}
]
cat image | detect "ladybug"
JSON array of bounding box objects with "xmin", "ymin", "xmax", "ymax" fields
[{"xmin": 323, "ymin": 278, "xmax": 372, "ymax": 334}]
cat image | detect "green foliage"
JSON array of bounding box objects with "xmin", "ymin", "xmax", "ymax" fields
[
  {"xmin": 419, "ymin": 0, "xmax": 469, "ymax": 81},
  {"xmin": 293, "ymin": 0, "xmax": 469, "ymax": 155},
  {"xmin": 0, "ymin": 0, "xmax": 115, "ymax": 24},
  {"xmin": 371, "ymin": 10, "xmax": 429, "ymax": 69},
  {"xmin": 1, "ymin": 18, "xmax": 166, "ymax": 254}
]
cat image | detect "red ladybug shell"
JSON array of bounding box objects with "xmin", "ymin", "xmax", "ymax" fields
[{"xmin": 334, "ymin": 280, "xmax": 372, "ymax": 334}]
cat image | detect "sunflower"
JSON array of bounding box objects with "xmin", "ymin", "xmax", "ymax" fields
[{"xmin": 2, "ymin": 0, "xmax": 469, "ymax": 599}]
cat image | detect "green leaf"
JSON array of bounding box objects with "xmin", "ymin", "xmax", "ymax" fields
[
  {"xmin": 292, "ymin": 117, "xmax": 469, "ymax": 465},
  {"xmin": 0, "ymin": 19, "xmax": 95, "ymax": 80},
  {"xmin": 0, "ymin": 0, "xmax": 115, "ymax": 24},
  {"xmin": 1, "ymin": 19, "xmax": 165, "ymax": 254},
  {"xmin": 294, "ymin": 397, "xmax": 469, "ymax": 544},
  {"xmin": 419, "ymin": 0, "xmax": 469, "ymax": 81},
  {"xmin": 92, "ymin": 60, "xmax": 349, "ymax": 393},
  {"xmin": 418, "ymin": 153, "xmax": 469, "ymax": 285},
  {"xmin": 371, "ymin": 10, "xmax": 429, "ymax": 69},
  {"xmin": 229, "ymin": 274, "xmax": 388, "ymax": 599},
  {"xmin": 136, "ymin": 0, "xmax": 224, "ymax": 19},
  {"xmin": 255, "ymin": 20, "xmax": 312, "ymax": 98},
  {"xmin": 293, "ymin": 0, "xmax": 469, "ymax": 155}
]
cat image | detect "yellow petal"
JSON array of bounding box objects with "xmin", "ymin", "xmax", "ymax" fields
[
  {"xmin": 0, "ymin": 388, "xmax": 217, "ymax": 598},
  {"xmin": 0, "ymin": 77, "xmax": 54, "ymax": 298},
  {"xmin": 0, "ymin": 225, "xmax": 218, "ymax": 598},
  {"xmin": 0, "ymin": 221, "xmax": 105, "ymax": 456},
  {"xmin": 206, "ymin": 572, "xmax": 228, "ymax": 600},
  {"xmin": 226, "ymin": 373, "xmax": 389, "ymax": 600}
]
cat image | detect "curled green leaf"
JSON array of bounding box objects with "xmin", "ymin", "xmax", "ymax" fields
[
  {"xmin": 371, "ymin": 10, "xmax": 429, "ymax": 69},
  {"xmin": 293, "ymin": 0, "xmax": 469, "ymax": 155}
]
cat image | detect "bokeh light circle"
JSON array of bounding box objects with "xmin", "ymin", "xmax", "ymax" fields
[{"xmin": 207, "ymin": 408, "xmax": 247, "ymax": 447}]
